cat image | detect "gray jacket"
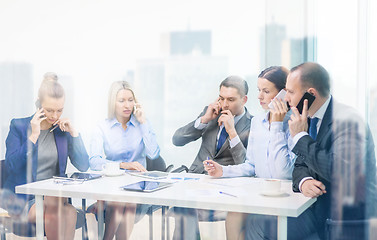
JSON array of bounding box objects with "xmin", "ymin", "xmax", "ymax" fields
[{"xmin": 172, "ymin": 106, "xmax": 253, "ymax": 174}]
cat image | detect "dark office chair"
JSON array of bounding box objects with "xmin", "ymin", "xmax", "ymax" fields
[
  {"xmin": 0, "ymin": 160, "xmax": 8, "ymax": 240},
  {"xmin": 85, "ymin": 155, "xmax": 187, "ymax": 239},
  {"xmin": 146, "ymin": 156, "xmax": 190, "ymax": 240},
  {"xmin": 0, "ymin": 159, "xmax": 87, "ymax": 239},
  {"xmin": 143, "ymin": 156, "xmax": 189, "ymax": 239},
  {"xmin": 146, "ymin": 155, "xmax": 172, "ymax": 172},
  {"xmin": 325, "ymin": 218, "xmax": 370, "ymax": 240}
]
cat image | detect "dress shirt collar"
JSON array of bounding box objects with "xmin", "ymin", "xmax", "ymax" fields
[
  {"xmin": 108, "ymin": 114, "xmax": 138, "ymax": 128},
  {"xmin": 262, "ymin": 111, "xmax": 270, "ymax": 123},
  {"xmin": 312, "ymin": 95, "xmax": 331, "ymax": 121},
  {"xmin": 234, "ymin": 107, "xmax": 246, "ymax": 125}
]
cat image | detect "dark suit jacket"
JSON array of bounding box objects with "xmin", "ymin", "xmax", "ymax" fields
[
  {"xmin": 292, "ymin": 98, "xmax": 377, "ymax": 239},
  {"xmin": 172, "ymin": 107, "xmax": 252, "ymax": 174},
  {"xmin": 4, "ymin": 116, "xmax": 89, "ymax": 199}
]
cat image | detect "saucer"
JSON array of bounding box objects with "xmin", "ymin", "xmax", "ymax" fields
[
  {"xmin": 104, "ymin": 170, "xmax": 124, "ymax": 177},
  {"xmin": 260, "ymin": 190, "xmax": 289, "ymax": 197}
]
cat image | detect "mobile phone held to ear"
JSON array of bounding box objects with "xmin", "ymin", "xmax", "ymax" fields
[
  {"xmin": 268, "ymin": 89, "xmax": 287, "ymax": 110},
  {"xmin": 296, "ymin": 92, "xmax": 316, "ymax": 114},
  {"xmin": 35, "ymin": 99, "xmax": 41, "ymax": 109}
]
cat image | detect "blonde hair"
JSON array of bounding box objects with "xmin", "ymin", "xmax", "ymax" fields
[
  {"xmin": 108, "ymin": 81, "xmax": 137, "ymax": 119},
  {"xmin": 37, "ymin": 72, "xmax": 65, "ymax": 104}
]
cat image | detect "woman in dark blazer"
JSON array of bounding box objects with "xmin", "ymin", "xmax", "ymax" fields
[{"xmin": 4, "ymin": 72, "xmax": 89, "ymax": 240}]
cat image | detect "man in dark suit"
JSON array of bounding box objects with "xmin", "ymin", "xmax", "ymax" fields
[
  {"xmin": 172, "ymin": 75, "xmax": 253, "ymax": 240},
  {"xmin": 245, "ymin": 62, "xmax": 376, "ymax": 240},
  {"xmin": 287, "ymin": 62, "xmax": 376, "ymax": 239}
]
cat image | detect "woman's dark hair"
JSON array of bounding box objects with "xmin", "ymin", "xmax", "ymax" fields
[{"xmin": 258, "ymin": 66, "xmax": 289, "ymax": 91}]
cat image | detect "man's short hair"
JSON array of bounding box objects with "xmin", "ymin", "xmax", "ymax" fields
[
  {"xmin": 219, "ymin": 75, "xmax": 248, "ymax": 97},
  {"xmin": 291, "ymin": 62, "xmax": 330, "ymax": 97}
]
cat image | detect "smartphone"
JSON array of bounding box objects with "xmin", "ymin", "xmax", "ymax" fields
[
  {"xmin": 69, "ymin": 172, "xmax": 102, "ymax": 180},
  {"xmin": 268, "ymin": 89, "xmax": 287, "ymax": 110},
  {"xmin": 121, "ymin": 181, "xmax": 172, "ymax": 192},
  {"xmin": 35, "ymin": 99, "xmax": 41, "ymax": 108},
  {"xmin": 296, "ymin": 92, "xmax": 316, "ymax": 114}
]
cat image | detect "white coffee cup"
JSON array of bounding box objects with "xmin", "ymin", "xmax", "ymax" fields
[
  {"xmin": 262, "ymin": 179, "xmax": 281, "ymax": 193},
  {"xmin": 102, "ymin": 162, "xmax": 120, "ymax": 175}
]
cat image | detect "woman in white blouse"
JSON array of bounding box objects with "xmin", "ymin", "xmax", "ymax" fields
[{"xmin": 204, "ymin": 66, "xmax": 295, "ymax": 240}]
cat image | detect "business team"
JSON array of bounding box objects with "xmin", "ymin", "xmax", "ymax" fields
[{"xmin": 3, "ymin": 62, "xmax": 376, "ymax": 240}]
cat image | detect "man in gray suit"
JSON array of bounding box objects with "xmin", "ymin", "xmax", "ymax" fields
[
  {"xmin": 173, "ymin": 75, "xmax": 252, "ymax": 173},
  {"xmin": 172, "ymin": 75, "xmax": 252, "ymax": 240}
]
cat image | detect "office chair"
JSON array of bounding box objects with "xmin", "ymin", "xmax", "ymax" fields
[
  {"xmin": 146, "ymin": 155, "xmax": 176, "ymax": 240},
  {"xmin": 86, "ymin": 155, "xmax": 187, "ymax": 240},
  {"xmin": 146, "ymin": 156, "xmax": 190, "ymax": 240},
  {"xmin": 0, "ymin": 159, "xmax": 87, "ymax": 239}
]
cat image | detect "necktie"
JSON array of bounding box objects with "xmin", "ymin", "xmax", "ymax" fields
[
  {"xmin": 309, "ymin": 117, "xmax": 319, "ymax": 140},
  {"xmin": 216, "ymin": 127, "xmax": 229, "ymax": 153}
]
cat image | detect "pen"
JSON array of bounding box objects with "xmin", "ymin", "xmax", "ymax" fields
[
  {"xmin": 219, "ymin": 191, "xmax": 237, "ymax": 198},
  {"xmin": 50, "ymin": 124, "xmax": 59, "ymax": 133},
  {"xmin": 171, "ymin": 177, "xmax": 200, "ymax": 180},
  {"xmin": 171, "ymin": 177, "xmax": 183, "ymax": 180},
  {"xmin": 205, "ymin": 157, "xmax": 211, "ymax": 165}
]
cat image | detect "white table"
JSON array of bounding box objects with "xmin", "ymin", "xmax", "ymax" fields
[{"xmin": 16, "ymin": 173, "xmax": 316, "ymax": 240}]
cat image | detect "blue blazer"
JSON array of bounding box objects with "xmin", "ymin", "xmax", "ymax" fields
[{"xmin": 4, "ymin": 116, "xmax": 89, "ymax": 198}]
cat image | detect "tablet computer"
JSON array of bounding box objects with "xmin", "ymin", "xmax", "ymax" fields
[
  {"xmin": 69, "ymin": 172, "xmax": 102, "ymax": 181},
  {"xmin": 121, "ymin": 181, "xmax": 173, "ymax": 192},
  {"xmin": 126, "ymin": 170, "xmax": 169, "ymax": 180}
]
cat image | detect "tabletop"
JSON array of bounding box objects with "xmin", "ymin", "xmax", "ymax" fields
[{"xmin": 16, "ymin": 172, "xmax": 315, "ymax": 218}]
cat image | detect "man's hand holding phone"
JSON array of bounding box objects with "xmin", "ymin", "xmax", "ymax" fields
[
  {"xmin": 29, "ymin": 108, "xmax": 47, "ymax": 143},
  {"xmin": 201, "ymin": 98, "xmax": 221, "ymax": 124},
  {"xmin": 288, "ymin": 99, "xmax": 309, "ymax": 137},
  {"xmin": 296, "ymin": 92, "xmax": 316, "ymax": 114}
]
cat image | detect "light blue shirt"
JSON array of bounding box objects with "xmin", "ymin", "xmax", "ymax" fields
[
  {"xmin": 222, "ymin": 111, "xmax": 296, "ymax": 179},
  {"xmin": 89, "ymin": 115, "xmax": 160, "ymax": 171}
]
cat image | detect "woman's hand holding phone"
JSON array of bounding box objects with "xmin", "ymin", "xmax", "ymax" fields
[
  {"xmin": 268, "ymin": 89, "xmax": 287, "ymax": 110},
  {"xmin": 29, "ymin": 108, "xmax": 47, "ymax": 143},
  {"xmin": 133, "ymin": 103, "xmax": 146, "ymax": 124},
  {"xmin": 270, "ymin": 99, "xmax": 289, "ymax": 122}
]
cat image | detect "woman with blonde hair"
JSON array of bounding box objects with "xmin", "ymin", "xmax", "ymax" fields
[
  {"xmin": 89, "ymin": 81, "xmax": 160, "ymax": 239},
  {"xmin": 4, "ymin": 72, "xmax": 89, "ymax": 240}
]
